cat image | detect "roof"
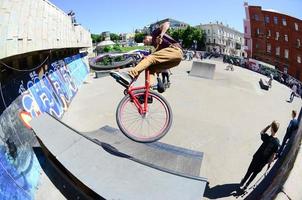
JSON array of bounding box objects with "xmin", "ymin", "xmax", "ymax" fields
[
  {"xmin": 262, "ymin": 9, "xmax": 288, "ymax": 16},
  {"xmin": 97, "ymin": 40, "xmax": 115, "ymax": 47}
]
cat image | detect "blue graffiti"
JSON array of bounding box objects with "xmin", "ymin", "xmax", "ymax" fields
[
  {"xmin": 64, "ymin": 56, "xmax": 89, "ymax": 88},
  {"xmin": 20, "ymin": 54, "xmax": 88, "ymax": 119},
  {"xmin": 0, "ymin": 53, "xmax": 89, "ymax": 200},
  {"xmin": 0, "ymin": 146, "xmax": 40, "ymax": 200}
]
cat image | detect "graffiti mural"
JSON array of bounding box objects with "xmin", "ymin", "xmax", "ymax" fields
[
  {"xmin": 0, "ymin": 97, "xmax": 41, "ymax": 200},
  {"xmin": 0, "ymin": 53, "xmax": 89, "ymax": 200},
  {"xmin": 20, "ymin": 53, "xmax": 88, "ymax": 119}
]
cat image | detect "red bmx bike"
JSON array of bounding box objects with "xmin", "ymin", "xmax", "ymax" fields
[{"xmin": 111, "ymin": 69, "xmax": 173, "ymax": 143}]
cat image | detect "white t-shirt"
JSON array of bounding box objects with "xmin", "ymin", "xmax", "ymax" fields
[{"xmin": 292, "ymin": 84, "xmax": 297, "ymax": 93}]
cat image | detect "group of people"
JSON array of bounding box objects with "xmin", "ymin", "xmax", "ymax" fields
[{"xmin": 240, "ymin": 110, "xmax": 299, "ymax": 190}]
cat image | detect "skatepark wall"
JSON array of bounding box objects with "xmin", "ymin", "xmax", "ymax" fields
[
  {"xmin": 246, "ymin": 107, "xmax": 302, "ymax": 200},
  {"xmin": 0, "ymin": 0, "xmax": 92, "ymax": 60},
  {"xmin": 0, "ymin": 53, "xmax": 89, "ymax": 200}
]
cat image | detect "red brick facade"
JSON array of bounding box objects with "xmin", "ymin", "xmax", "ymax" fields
[{"xmin": 244, "ymin": 5, "xmax": 302, "ymax": 80}]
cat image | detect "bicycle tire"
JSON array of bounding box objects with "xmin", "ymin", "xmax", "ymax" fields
[{"xmin": 116, "ymin": 90, "xmax": 172, "ymax": 143}]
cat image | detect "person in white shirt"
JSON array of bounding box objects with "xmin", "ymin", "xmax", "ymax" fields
[{"xmin": 289, "ymin": 84, "xmax": 298, "ymax": 102}]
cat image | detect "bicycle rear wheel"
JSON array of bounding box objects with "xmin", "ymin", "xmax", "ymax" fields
[{"xmin": 116, "ymin": 90, "xmax": 172, "ymax": 143}]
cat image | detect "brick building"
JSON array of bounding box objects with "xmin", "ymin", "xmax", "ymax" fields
[{"xmin": 244, "ymin": 3, "xmax": 302, "ymax": 80}]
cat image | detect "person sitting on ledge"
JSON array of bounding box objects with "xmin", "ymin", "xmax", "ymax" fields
[{"xmin": 225, "ymin": 63, "xmax": 234, "ymax": 71}]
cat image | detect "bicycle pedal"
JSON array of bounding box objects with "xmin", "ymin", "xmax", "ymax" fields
[
  {"xmin": 135, "ymin": 95, "xmax": 153, "ymax": 104},
  {"xmin": 147, "ymin": 96, "xmax": 153, "ymax": 103}
]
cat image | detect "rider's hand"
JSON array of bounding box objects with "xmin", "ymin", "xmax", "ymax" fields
[{"xmin": 156, "ymin": 36, "xmax": 163, "ymax": 45}]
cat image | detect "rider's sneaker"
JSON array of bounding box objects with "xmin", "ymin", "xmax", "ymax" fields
[
  {"xmin": 151, "ymin": 82, "xmax": 165, "ymax": 93},
  {"xmin": 110, "ymin": 71, "xmax": 134, "ymax": 87},
  {"xmin": 137, "ymin": 95, "xmax": 153, "ymax": 104},
  {"xmin": 157, "ymin": 77, "xmax": 165, "ymax": 93}
]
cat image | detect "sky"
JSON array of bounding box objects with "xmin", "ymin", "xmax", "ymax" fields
[{"xmin": 49, "ymin": 0, "xmax": 302, "ymax": 34}]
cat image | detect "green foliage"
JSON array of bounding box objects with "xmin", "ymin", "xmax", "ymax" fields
[
  {"xmin": 110, "ymin": 33, "xmax": 121, "ymax": 41},
  {"xmin": 168, "ymin": 26, "xmax": 206, "ymax": 50},
  {"xmin": 113, "ymin": 44, "xmax": 122, "ymax": 52},
  {"xmin": 120, "ymin": 46, "xmax": 153, "ymax": 53},
  {"xmin": 103, "ymin": 46, "xmax": 112, "ymax": 53},
  {"xmin": 95, "ymin": 55, "xmax": 126, "ymax": 66},
  {"xmin": 91, "ymin": 34, "xmax": 102, "ymax": 43},
  {"xmin": 134, "ymin": 33, "xmax": 146, "ymax": 43},
  {"xmin": 98, "ymin": 56, "xmax": 112, "ymax": 65},
  {"xmin": 91, "ymin": 33, "xmax": 121, "ymax": 43}
]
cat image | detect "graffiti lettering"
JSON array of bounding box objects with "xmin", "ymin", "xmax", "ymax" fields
[{"xmin": 20, "ymin": 54, "xmax": 88, "ymax": 119}]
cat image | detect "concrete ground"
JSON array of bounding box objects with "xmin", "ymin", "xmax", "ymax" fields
[{"xmin": 62, "ymin": 59, "xmax": 301, "ymax": 199}]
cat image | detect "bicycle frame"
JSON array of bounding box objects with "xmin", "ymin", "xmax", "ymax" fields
[{"xmin": 127, "ymin": 70, "xmax": 151, "ymax": 115}]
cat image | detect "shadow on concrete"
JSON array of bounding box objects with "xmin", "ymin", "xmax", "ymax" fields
[
  {"xmin": 204, "ymin": 182, "xmax": 246, "ymax": 199},
  {"xmin": 33, "ymin": 147, "xmax": 104, "ymax": 200}
]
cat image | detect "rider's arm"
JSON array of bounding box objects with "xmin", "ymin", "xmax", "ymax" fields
[
  {"xmin": 159, "ymin": 22, "xmax": 170, "ymax": 38},
  {"xmin": 261, "ymin": 124, "xmax": 271, "ymax": 135}
]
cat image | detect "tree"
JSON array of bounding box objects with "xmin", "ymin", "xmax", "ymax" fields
[
  {"xmin": 134, "ymin": 33, "xmax": 146, "ymax": 43},
  {"xmin": 103, "ymin": 46, "xmax": 112, "ymax": 53},
  {"xmin": 168, "ymin": 26, "xmax": 206, "ymax": 50},
  {"xmin": 112, "ymin": 44, "xmax": 122, "ymax": 52},
  {"xmin": 91, "ymin": 34, "xmax": 102, "ymax": 43},
  {"xmin": 110, "ymin": 33, "xmax": 121, "ymax": 41}
]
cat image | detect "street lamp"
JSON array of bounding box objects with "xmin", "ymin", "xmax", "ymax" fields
[
  {"xmin": 193, "ymin": 40, "xmax": 197, "ymax": 50},
  {"xmin": 179, "ymin": 39, "xmax": 183, "ymax": 47}
]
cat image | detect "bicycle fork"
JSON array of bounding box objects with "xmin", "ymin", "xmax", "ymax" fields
[{"xmin": 129, "ymin": 90, "xmax": 150, "ymax": 116}]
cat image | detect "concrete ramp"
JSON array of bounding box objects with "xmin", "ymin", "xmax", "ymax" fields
[
  {"xmin": 189, "ymin": 61, "xmax": 216, "ymax": 79},
  {"xmin": 86, "ymin": 126, "xmax": 203, "ymax": 177},
  {"xmin": 30, "ymin": 113, "xmax": 207, "ymax": 200}
]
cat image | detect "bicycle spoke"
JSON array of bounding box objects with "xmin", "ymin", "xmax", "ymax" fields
[
  {"xmin": 118, "ymin": 92, "xmax": 171, "ymax": 141},
  {"xmin": 147, "ymin": 116, "xmax": 161, "ymax": 136},
  {"xmin": 123, "ymin": 117, "xmax": 142, "ymax": 131},
  {"xmin": 149, "ymin": 115, "xmax": 166, "ymax": 126}
]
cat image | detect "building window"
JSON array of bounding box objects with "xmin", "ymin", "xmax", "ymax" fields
[
  {"xmin": 265, "ymin": 16, "xmax": 270, "ymax": 24},
  {"xmin": 267, "ymin": 43, "xmax": 271, "ymax": 53},
  {"xmin": 295, "ymin": 23, "xmax": 299, "ymax": 31},
  {"xmin": 275, "ymin": 32, "xmax": 279, "ymax": 40},
  {"xmin": 255, "ymin": 14, "xmax": 259, "ymax": 21},
  {"xmin": 208, "ymin": 39, "xmax": 211, "ymax": 43},
  {"xmin": 267, "ymin": 30, "xmax": 271, "ymax": 37},
  {"xmin": 298, "ymin": 39, "xmax": 301, "ymax": 47},
  {"xmin": 244, "ymin": 26, "xmax": 247, "ymax": 33},
  {"xmin": 284, "ymin": 49, "xmax": 289, "ymax": 59},
  {"xmin": 298, "ymin": 56, "xmax": 301, "ymax": 63},
  {"xmin": 214, "ymin": 39, "xmax": 216, "ymax": 44},
  {"xmin": 282, "ymin": 17, "xmax": 287, "ymax": 26},
  {"xmin": 208, "ymin": 29, "xmax": 210, "ymax": 34},
  {"xmin": 256, "ymin": 43, "xmax": 259, "ymax": 49},
  {"xmin": 274, "ymin": 16, "xmax": 278, "ymax": 24},
  {"xmin": 285, "ymin": 34, "xmax": 288, "ymax": 42},
  {"xmin": 276, "ymin": 47, "xmax": 280, "ymax": 56},
  {"xmin": 256, "ymin": 28, "xmax": 260, "ymax": 35}
]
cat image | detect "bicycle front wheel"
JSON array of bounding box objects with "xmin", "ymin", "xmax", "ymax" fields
[{"xmin": 116, "ymin": 90, "xmax": 172, "ymax": 143}]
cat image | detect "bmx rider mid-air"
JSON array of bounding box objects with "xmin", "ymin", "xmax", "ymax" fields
[{"xmin": 111, "ymin": 21, "xmax": 183, "ymax": 87}]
